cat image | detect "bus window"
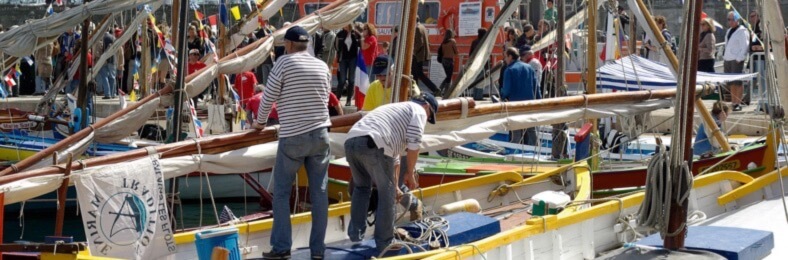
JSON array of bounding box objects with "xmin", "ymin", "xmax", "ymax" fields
[
  {"xmin": 375, "ymin": 2, "xmax": 403, "ymax": 26},
  {"xmin": 375, "ymin": 2, "xmax": 439, "ymax": 26},
  {"xmin": 418, "ymin": 2, "xmax": 440, "ymax": 25}
]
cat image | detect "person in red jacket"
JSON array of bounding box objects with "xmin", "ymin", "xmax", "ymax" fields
[
  {"xmin": 66, "ymin": 49, "xmax": 93, "ymax": 94},
  {"xmin": 244, "ymin": 85, "xmax": 279, "ymax": 126},
  {"xmin": 234, "ymin": 70, "xmax": 258, "ymax": 101}
]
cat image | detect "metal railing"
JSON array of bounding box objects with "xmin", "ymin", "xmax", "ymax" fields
[{"xmin": 749, "ymin": 52, "xmax": 767, "ymax": 108}]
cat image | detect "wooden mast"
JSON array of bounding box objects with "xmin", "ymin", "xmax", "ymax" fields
[
  {"xmin": 217, "ymin": 0, "xmax": 228, "ymax": 105},
  {"xmin": 397, "ymin": 0, "xmax": 419, "ymax": 102},
  {"xmin": 664, "ymin": 0, "xmax": 703, "ymax": 249},
  {"xmin": 586, "ymin": 0, "xmax": 599, "ymax": 170},
  {"xmin": 140, "ymin": 18, "xmax": 150, "ymax": 97},
  {"xmin": 629, "ymin": 13, "xmax": 636, "ymax": 56},
  {"xmin": 53, "ymin": 154, "xmax": 73, "ymax": 236},
  {"xmin": 167, "ymin": 0, "xmax": 189, "ymax": 143},
  {"xmin": 171, "ymin": 0, "xmax": 181, "ymax": 49},
  {"xmin": 74, "ymin": 0, "xmax": 92, "ymax": 133},
  {"xmin": 552, "ymin": 0, "xmax": 567, "ymax": 159}
]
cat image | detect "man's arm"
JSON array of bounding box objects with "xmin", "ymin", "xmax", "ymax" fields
[
  {"xmin": 254, "ymin": 62, "xmax": 284, "ymax": 129},
  {"xmin": 404, "ymin": 109, "xmax": 427, "ymax": 189},
  {"xmin": 403, "ymin": 148, "xmax": 419, "ymax": 189}
]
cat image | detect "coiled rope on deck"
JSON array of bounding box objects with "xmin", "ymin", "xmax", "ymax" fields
[{"xmin": 636, "ymin": 140, "xmax": 693, "ymax": 239}]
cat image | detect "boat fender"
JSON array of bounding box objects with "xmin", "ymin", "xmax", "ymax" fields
[
  {"xmin": 438, "ymin": 199, "xmax": 481, "ymax": 215},
  {"xmin": 27, "ymin": 114, "xmax": 45, "ymax": 122},
  {"xmin": 747, "ymin": 162, "xmax": 756, "ymax": 170}
]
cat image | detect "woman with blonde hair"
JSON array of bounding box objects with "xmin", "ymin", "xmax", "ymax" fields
[
  {"xmin": 361, "ymin": 23, "xmax": 378, "ymax": 67},
  {"xmin": 361, "ymin": 23, "xmax": 379, "ymax": 82},
  {"xmin": 698, "ymin": 18, "xmax": 717, "ymax": 72}
]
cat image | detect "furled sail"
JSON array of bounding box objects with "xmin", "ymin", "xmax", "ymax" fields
[
  {"xmin": 762, "ymin": 0, "xmax": 788, "ymax": 112},
  {"xmin": 226, "ymin": 0, "xmax": 290, "ymax": 49},
  {"xmin": 597, "ymin": 56, "xmax": 757, "ymax": 91},
  {"xmin": 0, "ymin": 0, "xmax": 158, "ymax": 58},
  {"xmin": 37, "ymin": 3, "xmax": 162, "ymax": 115},
  {"xmin": 92, "ymin": 0, "xmax": 369, "ymax": 143},
  {"xmin": 0, "ymin": 98, "xmax": 672, "ymax": 205}
]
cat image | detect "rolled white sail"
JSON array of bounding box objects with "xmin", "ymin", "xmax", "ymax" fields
[
  {"xmin": 0, "ymin": 0, "xmax": 159, "ymax": 58},
  {"xmin": 0, "ymin": 98, "xmax": 672, "ymax": 205}
]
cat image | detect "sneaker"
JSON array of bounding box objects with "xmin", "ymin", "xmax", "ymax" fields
[
  {"xmin": 311, "ymin": 254, "xmax": 324, "ymax": 259},
  {"xmin": 409, "ymin": 200, "xmax": 423, "ymax": 222},
  {"xmin": 733, "ymin": 104, "xmax": 742, "ymax": 111},
  {"xmin": 102, "ymin": 96, "xmax": 112, "ymax": 100},
  {"xmin": 262, "ymin": 250, "xmax": 290, "ymax": 259}
]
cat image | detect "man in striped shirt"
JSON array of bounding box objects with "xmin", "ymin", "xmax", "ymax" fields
[
  {"xmin": 344, "ymin": 93, "xmax": 439, "ymax": 252},
  {"xmin": 254, "ymin": 26, "xmax": 332, "ymax": 260}
]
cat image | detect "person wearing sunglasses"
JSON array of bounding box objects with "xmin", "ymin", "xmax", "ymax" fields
[{"xmin": 722, "ymin": 11, "xmax": 750, "ymax": 111}]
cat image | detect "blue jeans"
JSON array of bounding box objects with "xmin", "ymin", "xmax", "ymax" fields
[
  {"xmin": 511, "ymin": 127, "xmax": 538, "ymax": 146},
  {"xmin": 66, "ymin": 79, "xmax": 79, "ymax": 94},
  {"xmin": 345, "ymin": 136, "xmax": 397, "ymax": 251},
  {"xmin": 35, "ymin": 76, "xmax": 50, "ymax": 94},
  {"xmin": 97, "ymin": 63, "xmax": 116, "ymax": 97},
  {"xmin": 270, "ymin": 127, "xmax": 330, "ymax": 256},
  {"xmin": 337, "ymin": 58, "xmax": 356, "ymax": 101}
]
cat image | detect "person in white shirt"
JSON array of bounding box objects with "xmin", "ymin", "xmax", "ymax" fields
[
  {"xmin": 723, "ymin": 11, "xmax": 750, "ymax": 111},
  {"xmin": 344, "ymin": 93, "xmax": 438, "ymax": 252}
]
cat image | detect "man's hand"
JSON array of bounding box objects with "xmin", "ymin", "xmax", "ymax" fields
[
  {"xmin": 404, "ymin": 171, "xmax": 418, "ymax": 190},
  {"xmin": 252, "ymin": 122, "xmax": 265, "ymax": 130},
  {"xmin": 396, "ymin": 187, "xmax": 404, "ymax": 201}
]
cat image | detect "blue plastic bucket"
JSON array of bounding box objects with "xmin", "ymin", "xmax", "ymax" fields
[{"xmin": 194, "ymin": 227, "xmax": 241, "ymax": 260}]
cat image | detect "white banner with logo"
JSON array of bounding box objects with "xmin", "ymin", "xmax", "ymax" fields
[
  {"xmin": 458, "ymin": 2, "xmax": 482, "ymax": 36},
  {"xmin": 75, "ymin": 156, "xmax": 176, "ymax": 259}
]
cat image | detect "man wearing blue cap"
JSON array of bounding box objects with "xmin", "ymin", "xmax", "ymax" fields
[
  {"xmin": 344, "ymin": 93, "xmax": 438, "ymax": 252},
  {"xmin": 255, "ymin": 25, "xmax": 331, "ymax": 260}
]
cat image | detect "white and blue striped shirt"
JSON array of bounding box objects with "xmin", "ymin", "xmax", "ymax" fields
[
  {"xmin": 347, "ymin": 102, "xmax": 427, "ymax": 158},
  {"xmin": 257, "ymin": 51, "xmax": 332, "ymax": 137}
]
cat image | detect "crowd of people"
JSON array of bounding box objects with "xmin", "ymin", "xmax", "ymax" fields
[{"xmin": 2, "ymin": 4, "xmax": 788, "ymax": 258}]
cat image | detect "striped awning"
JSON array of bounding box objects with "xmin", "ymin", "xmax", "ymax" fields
[{"xmin": 597, "ymin": 55, "xmax": 758, "ymax": 91}]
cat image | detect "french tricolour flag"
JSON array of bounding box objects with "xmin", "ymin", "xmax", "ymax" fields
[{"xmin": 353, "ymin": 54, "xmax": 368, "ymax": 109}]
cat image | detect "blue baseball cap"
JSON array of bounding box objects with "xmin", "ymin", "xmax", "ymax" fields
[
  {"xmin": 284, "ymin": 26, "xmax": 309, "ymax": 42},
  {"xmin": 411, "ymin": 93, "xmax": 439, "ymax": 124},
  {"xmin": 371, "ymin": 56, "xmax": 390, "ymax": 75}
]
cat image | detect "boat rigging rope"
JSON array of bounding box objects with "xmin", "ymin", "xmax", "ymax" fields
[
  {"xmin": 637, "ymin": 140, "xmax": 694, "ymax": 239},
  {"xmin": 379, "ymin": 216, "xmax": 450, "ymax": 258}
]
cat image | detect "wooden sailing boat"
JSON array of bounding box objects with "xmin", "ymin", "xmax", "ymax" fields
[{"xmin": 1, "ymin": 0, "xmax": 784, "ymax": 259}]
